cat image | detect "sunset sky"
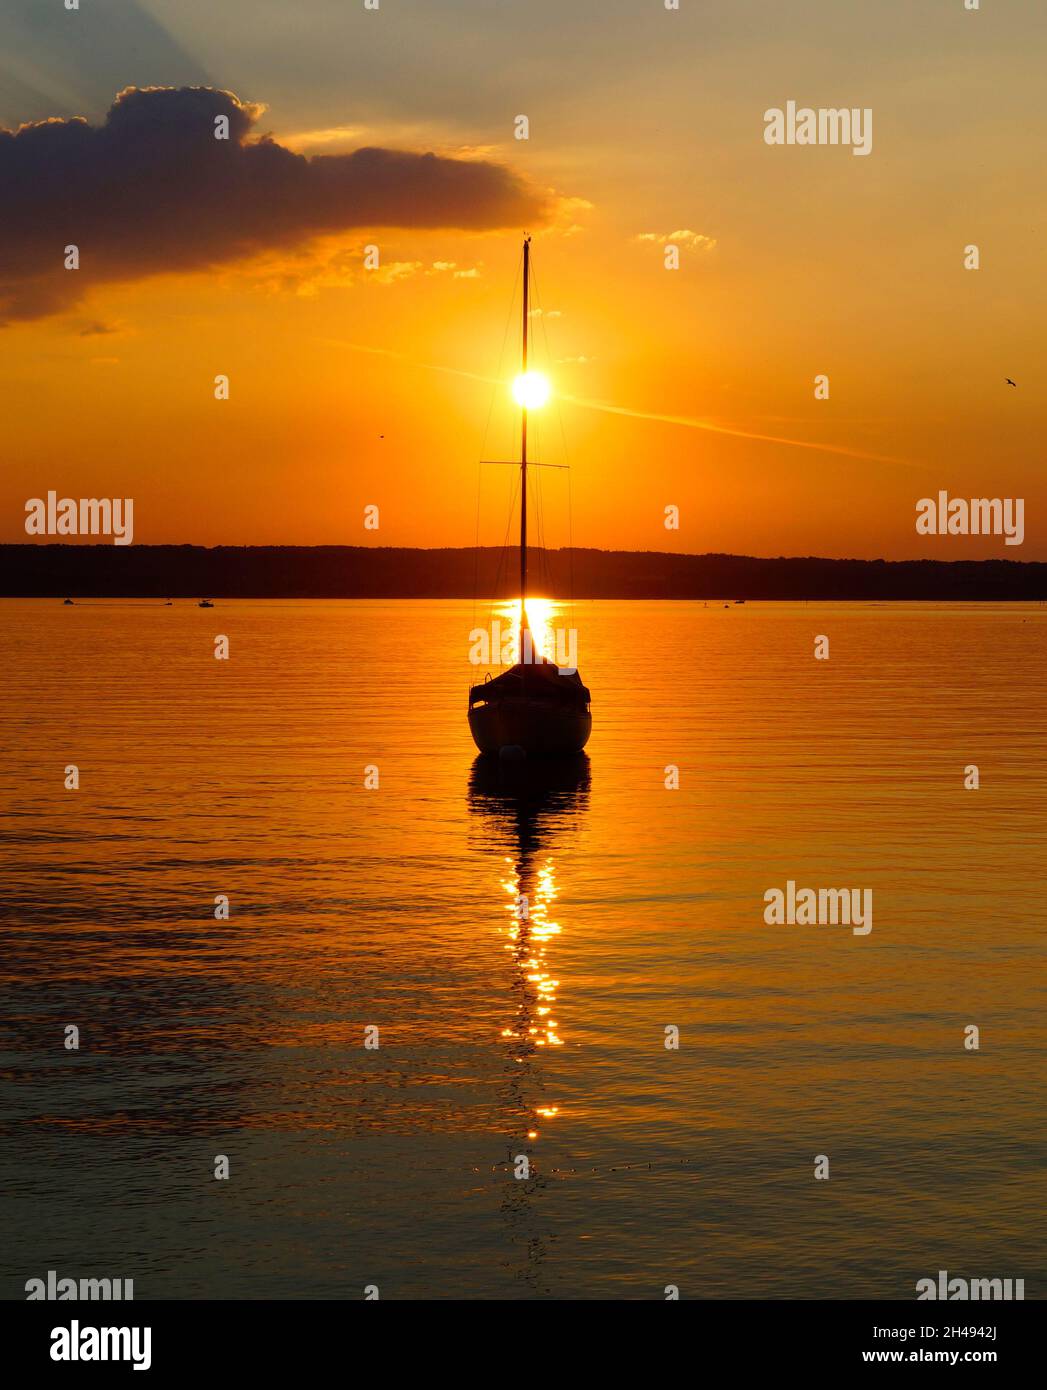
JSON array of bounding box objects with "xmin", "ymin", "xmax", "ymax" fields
[{"xmin": 2, "ymin": 0, "xmax": 1045, "ymax": 559}]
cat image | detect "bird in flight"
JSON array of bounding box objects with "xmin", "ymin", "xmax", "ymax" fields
[{"xmin": 1005, "ymin": 378, "xmax": 1017, "ymax": 387}]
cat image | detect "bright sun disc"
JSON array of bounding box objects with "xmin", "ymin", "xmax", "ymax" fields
[{"xmin": 512, "ymin": 371, "xmax": 551, "ymax": 409}]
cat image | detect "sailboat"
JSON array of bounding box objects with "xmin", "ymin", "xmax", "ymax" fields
[{"xmin": 468, "ymin": 237, "xmax": 592, "ymax": 760}]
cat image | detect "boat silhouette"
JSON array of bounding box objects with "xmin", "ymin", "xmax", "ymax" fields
[{"xmin": 468, "ymin": 237, "xmax": 592, "ymax": 759}]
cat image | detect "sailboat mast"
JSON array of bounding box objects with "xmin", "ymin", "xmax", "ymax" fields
[{"xmin": 520, "ymin": 236, "xmax": 530, "ymax": 641}]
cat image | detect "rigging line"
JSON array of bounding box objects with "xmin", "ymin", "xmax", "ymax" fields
[
  {"xmin": 472, "ymin": 463, "xmax": 481, "ymax": 635},
  {"xmin": 533, "ymin": 414, "xmax": 545, "ymax": 569},
  {"xmin": 472, "ymin": 466, "xmax": 481, "ymax": 635},
  {"xmin": 540, "ymin": 474, "xmax": 553, "ymax": 597},
  {"xmin": 489, "ymin": 470, "xmax": 519, "ymax": 625},
  {"xmin": 473, "ymin": 243, "xmax": 524, "ymax": 630},
  {"xmin": 495, "ymin": 468, "xmax": 520, "ymax": 592},
  {"xmin": 556, "ymin": 390, "xmax": 575, "ymax": 623},
  {"xmin": 539, "ymin": 451, "xmax": 557, "ymax": 604},
  {"xmin": 536, "ymin": 423, "xmax": 554, "ymax": 603},
  {"xmin": 567, "ymin": 464, "xmax": 575, "ymax": 621},
  {"xmin": 488, "ymin": 447, "xmax": 519, "ymax": 610}
]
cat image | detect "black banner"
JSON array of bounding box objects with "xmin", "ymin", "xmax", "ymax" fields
[{"xmin": 1, "ymin": 1299, "xmax": 1035, "ymax": 1375}]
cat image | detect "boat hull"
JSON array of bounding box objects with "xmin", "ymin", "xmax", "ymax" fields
[{"xmin": 468, "ymin": 698, "xmax": 592, "ymax": 758}]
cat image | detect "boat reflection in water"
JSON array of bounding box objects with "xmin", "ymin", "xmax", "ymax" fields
[{"xmin": 467, "ymin": 752, "xmax": 590, "ymax": 1291}]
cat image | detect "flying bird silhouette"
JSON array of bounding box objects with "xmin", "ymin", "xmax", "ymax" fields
[{"xmin": 1006, "ymin": 378, "xmax": 1017, "ymax": 387}]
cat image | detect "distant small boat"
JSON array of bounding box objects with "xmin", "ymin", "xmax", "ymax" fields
[
  {"xmin": 198, "ymin": 599, "xmax": 214, "ymax": 608},
  {"xmin": 468, "ymin": 237, "xmax": 591, "ymax": 760},
  {"xmin": 165, "ymin": 599, "xmax": 173, "ymax": 606},
  {"xmin": 734, "ymin": 599, "xmax": 746, "ymax": 605},
  {"xmin": 63, "ymin": 598, "xmax": 74, "ymax": 605}
]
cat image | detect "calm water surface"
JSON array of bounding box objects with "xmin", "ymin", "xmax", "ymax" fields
[{"xmin": 1, "ymin": 599, "xmax": 1044, "ymax": 1298}]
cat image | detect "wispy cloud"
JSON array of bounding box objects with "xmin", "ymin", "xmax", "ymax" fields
[
  {"xmin": 636, "ymin": 228, "xmax": 716, "ymax": 252},
  {"xmin": 558, "ymin": 393, "xmax": 916, "ymax": 468},
  {"xmin": 428, "ymin": 260, "xmax": 482, "ymax": 279}
]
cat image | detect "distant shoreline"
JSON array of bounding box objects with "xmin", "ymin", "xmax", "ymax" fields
[{"xmin": 2, "ymin": 544, "xmax": 1045, "ymax": 601}]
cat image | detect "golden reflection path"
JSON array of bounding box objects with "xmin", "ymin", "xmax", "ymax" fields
[{"xmin": 500, "ymin": 852, "xmax": 563, "ymax": 1141}]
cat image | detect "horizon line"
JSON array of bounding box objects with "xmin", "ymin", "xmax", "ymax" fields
[{"xmin": 1, "ymin": 541, "xmax": 1043, "ymax": 567}]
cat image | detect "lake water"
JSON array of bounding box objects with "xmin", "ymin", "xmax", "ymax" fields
[{"xmin": 1, "ymin": 598, "xmax": 1044, "ymax": 1299}]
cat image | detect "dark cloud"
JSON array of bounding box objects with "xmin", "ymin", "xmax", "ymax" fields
[{"xmin": 0, "ymin": 85, "xmax": 550, "ymax": 323}]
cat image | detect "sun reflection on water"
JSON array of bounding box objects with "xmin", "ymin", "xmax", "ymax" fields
[
  {"xmin": 500, "ymin": 597, "xmax": 557, "ymax": 659},
  {"xmin": 501, "ymin": 856, "xmax": 563, "ymax": 1052},
  {"xmin": 467, "ymin": 753, "xmax": 590, "ymax": 1164}
]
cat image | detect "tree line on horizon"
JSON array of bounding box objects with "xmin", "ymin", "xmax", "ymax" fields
[{"xmin": 1, "ymin": 544, "xmax": 1044, "ymax": 600}]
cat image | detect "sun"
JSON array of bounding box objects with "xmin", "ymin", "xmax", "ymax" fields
[{"xmin": 512, "ymin": 371, "xmax": 551, "ymax": 409}]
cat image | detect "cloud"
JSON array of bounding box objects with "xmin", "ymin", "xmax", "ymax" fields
[
  {"xmin": 0, "ymin": 85, "xmax": 551, "ymax": 323},
  {"xmin": 427, "ymin": 260, "xmax": 482, "ymax": 278},
  {"xmin": 281, "ymin": 124, "xmax": 369, "ymax": 152},
  {"xmin": 637, "ymin": 229, "xmax": 716, "ymax": 251},
  {"xmin": 372, "ymin": 260, "xmax": 425, "ymax": 285},
  {"xmin": 550, "ymin": 196, "xmax": 593, "ymax": 238},
  {"xmin": 247, "ymin": 248, "xmax": 485, "ymax": 298}
]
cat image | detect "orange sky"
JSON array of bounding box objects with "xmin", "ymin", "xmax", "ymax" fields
[{"xmin": 1, "ymin": 0, "xmax": 1044, "ymax": 560}]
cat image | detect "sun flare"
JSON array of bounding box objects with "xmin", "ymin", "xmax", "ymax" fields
[{"xmin": 512, "ymin": 371, "xmax": 551, "ymax": 409}]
